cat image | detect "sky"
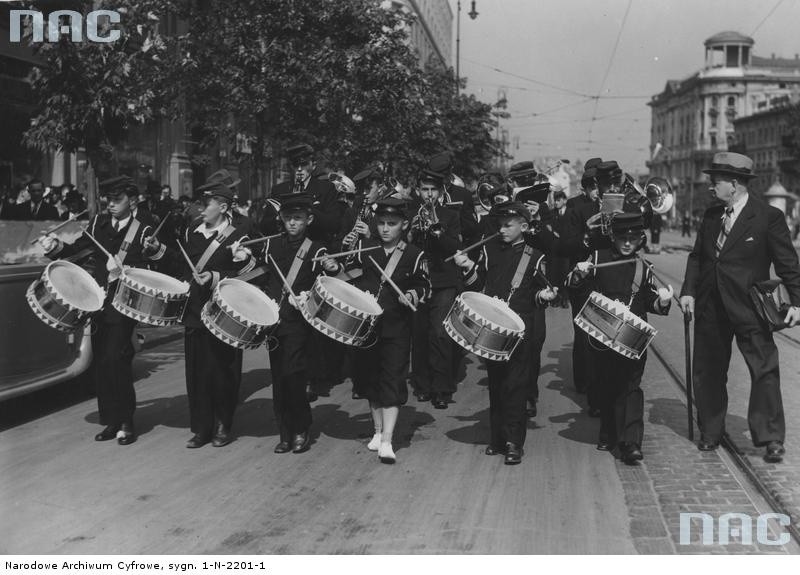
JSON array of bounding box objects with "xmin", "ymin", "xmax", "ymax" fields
[{"xmin": 449, "ymin": 0, "xmax": 800, "ymax": 174}]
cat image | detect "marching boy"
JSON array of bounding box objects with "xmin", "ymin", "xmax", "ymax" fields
[
  {"xmin": 264, "ymin": 193, "xmax": 340, "ymax": 455},
  {"xmin": 568, "ymin": 212, "xmax": 673, "ymax": 464},
  {"xmin": 345, "ymin": 198, "xmax": 430, "ymax": 464},
  {"xmin": 453, "ymin": 201, "xmax": 558, "ymax": 465}
]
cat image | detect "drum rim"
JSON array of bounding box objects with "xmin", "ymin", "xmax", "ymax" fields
[
  {"xmin": 44, "ymin": 260, "xmax": 105, "ymax": 312},
  {"xmin": 200, "ymin": 299, "xmax": 268, "ymax": 349},
  {"xmin": 456, "ymin": 291, "xmax": 525, "ymax": 334},
  {"xmin": 25, "ymin": 280, "xmax": 86, "ymax": 331},
  {"xmin": 443, "ymin": 317, "xmax": 514, "ymax": 362},
  {"xmin": 214, "ymin": 278, "xmax": 280, "ymax": 328},
  {"xmin": 316, "ymin": 275, "xmax": 383, "ymax": 317},
  {"xmin": 121, "ymin": 267, "xmax": 190, "ymax": 297}
]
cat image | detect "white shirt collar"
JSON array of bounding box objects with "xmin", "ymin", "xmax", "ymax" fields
[
  {"xmin": 194, "ymin": 217, "xmax": 229, "ymax": 239},
  {"xmin": 726, "ymin": 193, "xmax": 748, "ymax": 220},
  {"xmin": 112, "ymin": 214, "xmax": 132, "ymax": 229}
]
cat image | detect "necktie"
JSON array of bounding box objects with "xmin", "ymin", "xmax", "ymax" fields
[{"xmin": 715, "ymin": 207, "xmax": 734, "ymax": 256}]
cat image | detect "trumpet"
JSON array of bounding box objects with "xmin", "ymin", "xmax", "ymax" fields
[{"xmin": 413, "ymin": 197, "xmax": 444, "ymax": 239}]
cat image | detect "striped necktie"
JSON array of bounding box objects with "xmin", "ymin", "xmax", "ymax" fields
[{"xmin": 715, "ymin": 207, "xmax": 734, "ymax": 256}]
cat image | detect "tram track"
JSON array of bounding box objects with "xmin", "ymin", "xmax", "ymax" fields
[{"xmin": 641, "ymin": 261, "xmax": 800, "ymax": 546}]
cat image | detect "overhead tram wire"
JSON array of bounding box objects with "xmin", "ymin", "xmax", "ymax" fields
[
  {"xmin": 588, "ymin": 0, "xmax": 633, "ymax": 145},
  {"xmin": 750, "ymin": 0, "xmax": 785, "ymax": 36}
]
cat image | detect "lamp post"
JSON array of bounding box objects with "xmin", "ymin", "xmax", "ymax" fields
[{"xmin": 456, "ymin": 0, "xmax": 478, "ymax": 94}]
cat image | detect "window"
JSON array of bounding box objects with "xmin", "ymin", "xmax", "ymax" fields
[{"xmin": 727, "ymin": 96, "xmax": 736, "ymax": 107}]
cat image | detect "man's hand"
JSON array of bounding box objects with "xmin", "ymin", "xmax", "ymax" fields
[
  {"xmin": 524, "ymin": 201, "xmax": 540, "ymax": 219},
  {"xmin": 399, "ymin": 291, "xmax": 417, "ymax": 309},
  {"xmin": 320, "ymin": 255, "xmax": 339, "ymax": 273},
  {"xmin": 573, "ymin": 261, "xmax": 592, "ymax": 278},
  {"xmin": 194, "ymin": 271, "xmax": 213, "ymax": 286},
  {"xmin": 143, "ymin": 235, "xmax": 161, "ymax": 253},
  {"xmin": 343, "ymin": 230, "xmax": 359, "ymax": 247},
  {"xmin": 785, "ymin": 306, "xmax": 800, "ymax": 327},
  {"xmin": 39, "ymin": 234, "xmax": 58, "ymax": 253},
  {"xmin": 288, "ymin": 290, "xmax": 309, "ymax": 311},
  {"xmin": 353, "ymin": 220, "xmax": 370, "ymax": 238},
  {"xmin": 230, "ymin": 240, "xmax": 251, "ymax": 263},
  {"xmin": 538, "ymin": 286, "xmax": 558, "ymax": 302},
  {"xmin": 657, "ymin": 285, "xmax": 674, "ymax": 306},
  {"xmin": 453, "ymin": 252, "xmax": 473, "ymax": 268},
  {"xmin": 679, "ymin": 295, "xmax": 695, "ymax": 316}
]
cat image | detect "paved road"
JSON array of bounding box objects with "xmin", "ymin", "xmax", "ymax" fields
[{"xmin": 1, "ymin": 246, "xmax": 797, "ymax": 554}]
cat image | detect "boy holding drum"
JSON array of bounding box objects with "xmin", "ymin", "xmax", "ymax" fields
[
  {"xmin": 568, "ymin": 212, "xmax": 673, "ymax": 464},
  {"xmin": 344, "ymin": 198, "xmax": 430, "ymax": 464},
  {"xmin": 453, "ymin": 201, "xmax": 558, "ymax": 465},
  {"xmin": 263, "ymin": 193, "xmax": 340, "ymax": 455}
]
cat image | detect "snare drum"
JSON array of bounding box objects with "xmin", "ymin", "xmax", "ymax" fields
[
  {"xmin": 112, "ymin": 268, "xmax": 189, "ymax": 326},
  {"xmin": 201, "ymin": 278, "xmax": 280, "ymax": 349},
  {"xmin": 574, "ymin": 291, "xmax": 657, "ymax": 360},
  {"xmin": 26, "ymin": 260, "xmax": 105, "ymax": 332},
  {"xmin": 444, "ymin": 292, "xmax": 525, "ymax": 362},
  {"xmin": 300, "ymin": 276, "xmax": 382, "ymax": 347}
]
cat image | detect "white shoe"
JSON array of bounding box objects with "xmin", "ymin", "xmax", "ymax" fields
[
  {"xmin": 378, "ymin": 442, "xmax": 396, "ymax": 464},
  {"xmin": 367, "ymin": 433, "xmax": 382, "ymax": 451}
]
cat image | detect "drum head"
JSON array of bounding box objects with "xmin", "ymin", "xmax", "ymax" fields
[
  {"xmin": 319, "ymin": 276, "xmax": 382, "ymax": 315},
  {"xmin": 47, "ymin": 260, "xmax": 104, "ymax": 311},
  {"xmin": 461, "ymin": 292, "xmax": 525, "ymax": 332},
  {"xmin": 124, "ymin": 268, "xmax": 189, "ymax": 296},
  {"xmin": 218, "ymin": 279, "xmax": 279, "ymax": 326}
]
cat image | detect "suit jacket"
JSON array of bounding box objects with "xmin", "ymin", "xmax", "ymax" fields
[
  {"xmin": 558, "ymin": 194, "xmax": 599, "ymax": 263},
  {"xmin": 444, "ymin": 185, "xmax": 479, "ymax": 245},
  {"xmin": 681, "ymin": 196, "xmax": 800, "ymax": 333},
  {"xmin": 14, "ymin": 200, "xmax": 60, "ymax": 221}
]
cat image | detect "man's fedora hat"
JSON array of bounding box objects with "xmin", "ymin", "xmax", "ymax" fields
[{"xmin": 703, "ymin": 152, "xmax": 756, "ymax": 179}]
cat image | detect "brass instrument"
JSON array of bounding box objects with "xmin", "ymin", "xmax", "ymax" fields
[
  {"xmin": 587, "ymin": 174, "xmax": 675, "ymax": 237},
  {"xmin": 293, "ymin": 172, "xmax": 304, "ymax": 194},
  {"xmin": 413, "ymin": 197, "xmax": 445, "ymax": 240}
]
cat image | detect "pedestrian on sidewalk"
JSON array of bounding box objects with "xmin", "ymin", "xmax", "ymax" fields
[{"xmin": 679, "ymin": 152, "xmax": 800, "ymax": 463}]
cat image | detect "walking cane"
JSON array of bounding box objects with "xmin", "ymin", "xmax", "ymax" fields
[{"xmin": 684, "ymin": 310, "xmax": 694, "ymax": 441}]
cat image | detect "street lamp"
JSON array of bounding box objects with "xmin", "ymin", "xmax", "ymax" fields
[{"xmin": 456, "ymin": 0, "xmax": 478, "ymax": 94}]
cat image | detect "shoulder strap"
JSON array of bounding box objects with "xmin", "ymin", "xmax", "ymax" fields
[
  {"xmin": 506, "ymin": 244, "xmax": 534, "ymax": 303},
  {"xmin": 285, "ymin": 238, "xmax": 313, "ymax": 290},
  {"xmin": 116, "ymin": 219, "xmax": 141, "ymax": 265},
  {"xmin": 196, "ymin": 223, "xmax": 235, "ymax": 273},
  {"xmin": 383, "ymin": 241, "xmax": 406, "ymax": 280}
]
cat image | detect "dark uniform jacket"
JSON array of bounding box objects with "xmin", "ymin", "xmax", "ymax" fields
[
  {"xmin": 681, "ymin": 196, "xmax": 800, "ymax": 333},
  {"xmin": 260, "ymin": 178, "xmax": 341, "ymax": 245},
  {"xmin": 558, "ymin": 194, "xmax": 599, "ymax": 264},
  {"xmin": 408, "ymin": 200, "xmax": 462, "ymax": 289},
  {"xmin": 14, "ymin": 200, "xmax": 60, "ymax": 221},
  {"xmin": 352, "ymin": 238, "xmax": 430, "ymax": 338},
  {"xmin": 172, "ymin": 217, "xmax": 257, "ymax": 329},
  {"xmin": 462, "ymin": 237, "xmax": 548, "ymax": 319},
  {"xmin": 445, "ymin": 185, "xmax": 480, "ymax": 246}
]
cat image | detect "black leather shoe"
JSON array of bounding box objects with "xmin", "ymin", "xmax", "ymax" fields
[
  {"xmin": 588, "ymin": 407, "xmax": 601, "ymax": 418},
  {"xmin": 212, "ymin": 424, "xmax": 233, "ymax": 447},
  {"xmin": 305, "ymin": 384, "xmax": 318, "ymax": 403},
  {"xmin": 527, "ymin": 402, "xmax": 537, "ymax": 418},
  {"xmin": 697, "ymin": 440, "xmax": 720, "ymax": 452},
  {"xmin": 186, "ymin": 434, "xmax": 211, "ymax": 449},
  {"xmin": 485, "ymin": 444, "xmax": 506, "ymax": 456},
  {"xmin": 620, "ymin": 443, "xmax": 643, "ymax": 464},
  {"xmin": 504, "ymin": 442, "xmax": 522, "ymax": 465},
  {"xmin": 116, "ymin": 422, "xmax": 136, "ymax": 446},
  {"xmin": 432, "ymin": 397, "xmax": 448, "ymax": 409},
  {"xmin": 292, "ymin": 432, "xmax": 311, "ymax": 454},
  {"xmin": 274, "ymin": 441, "xmax": 291, "ymax": 454},
  {"xmin": 764, "ymin": 441, "xmax": 785, "ymax": 463},
  {"xmin": 95, "ymin": 425, "xmax": 119, "ymax": 442},
  {"xmin": 416, "ymin": 391, "xmax": 431, "ymax": 402},
  {"xmin": 596, "ymin": 441, "xmax": 611, "ymax": 451}
]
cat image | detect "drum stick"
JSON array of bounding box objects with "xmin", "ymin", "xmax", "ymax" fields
[
  {"xmin": 368, "ymin": 255, "xmax": 417, "ymax": 312},
  {"xmin": 444, "ymin": 232, "xmax": 500, "ymax": 262},
  {"xmin": 311, "ymin": 245, "xmax": 381, "ymax": 262},
  {"xmin": 236, "ymin": 233, "xmax": 284, "ymax": 249},
  {"xmin": 588, "ymin": 258, "xmax": 638, "ymax": 270},
  {"xmin": 640, "ymin": 257, "xmax": 681, "ymax": 306},
  {"xmin": 147, "ymin": 213, "xmax": 170, "ymax": 240},
  {"xmin": 31, "ymin": 210, "xmax": 88, "ymax": 244},
  {"xmin": 81, "ymin": 229, "xmax": 117, "ymax": 264},
  {"xmin": 268, "ymin": 253, "xmax": 299, "ymax": 306},
  {"xmin": 176, "ymin": 240, "xmax": 199, "ymax": 277}
]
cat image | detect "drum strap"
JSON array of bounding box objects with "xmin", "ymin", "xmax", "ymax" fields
[
  {"xmin": 376, "ymin": 241, "xmax": 406, "ymax": 300},
  {"xmin": 196, "ymin": 223, "xmax": 235, "ymax": 273},
  {"xmin": 506, "ymin": 245, "xmax": 533, "ymax": 303},
  {"xmin": 285, "ymin": 238, "xmax": 313, "ymax": 291},
  {"xmin": 116, "ymin": 219, "xmax": 141, "ymax": 266}
]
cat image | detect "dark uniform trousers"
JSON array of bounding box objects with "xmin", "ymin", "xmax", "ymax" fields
[
  {"xmin": 486, "ymin": 314, "xmax": 535, "ymax": 449},
  {"xmin": 354, "ymin": 334, "xmax": 410, "ymax": 408},
  {"xmin": 184, "ymin": 326, "xmax": 242, "ymax": 437},
  {"xmin": 568, "ymin": 288, "xmax": 599, "ymax": 408},
  {"xmin": 412, "ymin": 286, "xmax": 457, "ymax": 397},
  {"xmin": 694, "ymin": 292, "xmax": 784, "ymax": 446},
  {"xmin": 592, "ymin": 346, "xmax": 645, "ymax": 448},
  {"xmin": 92, "ymin": 309, "xmax": 137, "ymax": 426},
  {"xmin": 268, "ymin": 319, "xmax": 314, "ymax": 442},
  {"xmin": 528, "ymin": 307, "xmax": 546, "ymax": 406}
]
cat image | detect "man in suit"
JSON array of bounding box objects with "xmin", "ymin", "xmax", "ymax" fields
[
  {"xmin": 679, "ymin": 152, "xmax": 800, "ymax": 463},
  {"xmin": 14, "ymin": 179, "xmax": 60, "ymax": 221}
]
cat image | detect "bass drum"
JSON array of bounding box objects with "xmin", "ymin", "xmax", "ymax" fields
[{"xmin": 26, "ymin": 260, "xmax": 105, "ymax": 332}]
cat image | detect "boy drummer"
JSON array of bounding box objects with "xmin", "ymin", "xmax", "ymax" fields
[
  {"xmin": 345, "ymin": 198, "xmax": 430, "ymax": 464},
  {"xmin": 263, "ymin": 193, "xmax": 340, "ymax": 455},
  {"xmin": 568, "ymin": 212, "xmax": 673, "ymax": 464},
  {"xmin": 453, "ymin": 201, "xmax": 558, "ymax": 465}
]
